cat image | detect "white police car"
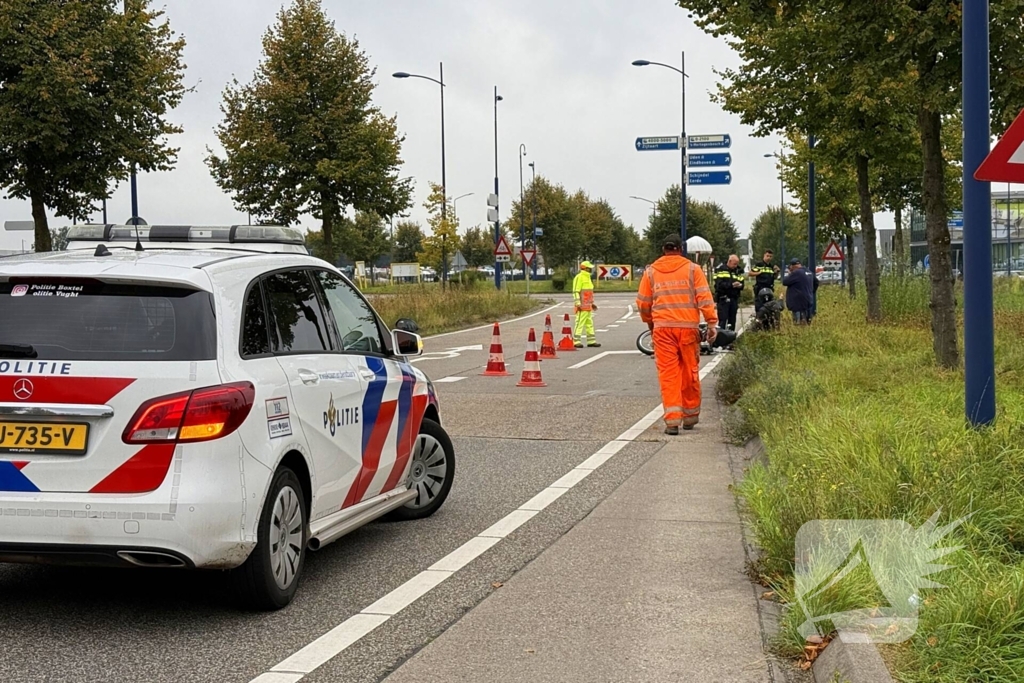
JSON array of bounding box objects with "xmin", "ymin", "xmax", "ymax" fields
[{"xmin": 0, "ymin": 224, "xmax": 454, "ymax": 609}]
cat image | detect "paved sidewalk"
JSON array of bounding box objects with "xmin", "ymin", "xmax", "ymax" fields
[{"xmin": 385, "ymin": 384, "xmax": 773, "ymax": 683}]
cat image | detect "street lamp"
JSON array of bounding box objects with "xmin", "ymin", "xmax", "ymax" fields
[
  {"xmin": 124, "ymin": 0, "xmax": 139, "ymax": 225},
  {"xmin": 630, "ymin": 195, "xmax": 657, "ymax": 216},
  {"xmin": 632, "ymin": 53, "xmax": 688, "ymax": 256},
  {"xmin": 494, "ymin": 88, "xmax": 503, "ymax": 290},
  {"xmin": 519, "ymin": 143, "xmax": 527, "ymax": 284},
  {"xmin": 394, "ymin": 63, "xmax": 448, "ymax": 289},
  {"xmin": 529, "ymin": 161, "xmax": 538, "ymax": 278},
  {"xmin": 452, "ymin": 192, "xmax": 473, "ymax": 228},
  {"xmin": 763, "ymin": 153, "xmax": 786, "ymax": 264}
]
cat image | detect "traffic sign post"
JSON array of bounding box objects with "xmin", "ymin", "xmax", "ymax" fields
[
  {"xmin": 687, "ymin": 134, "xmax": 731, "ymax": 149},
  {"xmin": 822, "ymin": 240, "xmax": 845, "ymax": 261},
  {"xmin": 686, "ymin": 152, "xmax": 731, "ymax": 168},
  {"xmin": 635, "ymin": 136, "xmax": 680, "ymax": 151},
  {"xmin": 494, "ymin": 235, "xmax": 512, "ymax": 263},
  {"xmin": 687, "ymin": 171, "xmax": 732, "ymax": 186}
]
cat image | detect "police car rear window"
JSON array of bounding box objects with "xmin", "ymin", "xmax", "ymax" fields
[{"xmin": 0, "ymin": 279, "xmax": 216, "ymax": 361}]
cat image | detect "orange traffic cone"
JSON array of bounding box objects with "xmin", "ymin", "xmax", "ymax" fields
[
  {"xmin": 557, "ymin": 313, "xmax": 576, "ymax": 351},
  {"xmin": 539, "ymin": 314, "xmax": 558, "ymax": 359},
  {"xmin": 481, "ymin": 322, "xmax": 511, "ymax": 376},
  {"xmin": 517, "ymin": 328, "xmax": 547, "ymax": 387}
]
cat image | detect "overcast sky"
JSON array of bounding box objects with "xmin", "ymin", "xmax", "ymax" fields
[{"xmin": 2, "ymin": 0, "xmax": 896, "ymax": 247}]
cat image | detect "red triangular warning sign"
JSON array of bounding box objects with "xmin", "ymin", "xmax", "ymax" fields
[
  {"xmin": 494, "ymin": 235, "xmax": 512, "ymax": 257},
  {"xmin": 822, "ymin": 240, "xmax": 844, "ymax": 261},
  {"xmin": 975, "ymin": 108, "xmax": 1024, "ymax": 183}
]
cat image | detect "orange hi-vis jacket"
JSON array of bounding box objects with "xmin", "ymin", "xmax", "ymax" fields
[{"xmin": 636, "ymin": 255, "xmax": 718, "ymax": 329}]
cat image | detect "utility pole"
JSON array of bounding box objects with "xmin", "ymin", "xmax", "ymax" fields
[
  {"xmin": 963, "ymin": 0, "xmax": 996, "ymax": 426},
  {"xmin": 494, "ymin": 87, "xmax": 503, "ymax": 290},
  {"xmin": 808, "ymin": 134, "xmax": 817, "ymax": 318}
]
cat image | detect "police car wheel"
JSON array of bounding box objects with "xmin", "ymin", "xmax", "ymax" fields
[
  {"xmin": 389, "ymin": 419, "xmax": 455, "ymax": 521},
  {"xmin": 231, "ymin": 467, "xmax": 307, "ymax": 611}
]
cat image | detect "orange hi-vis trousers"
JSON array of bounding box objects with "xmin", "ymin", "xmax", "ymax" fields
[{"xmin": 653, "ymin": 327, "xmax": 702, "ymax": 427}]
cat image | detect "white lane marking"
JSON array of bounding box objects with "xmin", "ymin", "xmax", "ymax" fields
[
  {"xmin": 478, "ymin": 509, "xmax": 539, "ymax": 538},
  {"xmin": 596, "ymin": 328, "xmax": 609, "ymax": 333},
  {"xmin": 363, "ymin": 570, "xmax": 451, "ymax": 616},
  {"xmin": 568, "ymin": 350, "xmax": 642, "ymax": 369},
  {"xmin": 424, "ymin": 303, "xmax": 563, "ymax": 341},
  {"xmin": 267, "ymin": 614, "xmax": 389, "ymax": 676},
  {"xmin": 432, "ymin": 376, "xmax": 467, "ymax": 383},
  {"xmin": 608, "ymin": 324, "xmax": 620, "ymax": 328},
  {"xmin": 249, "ymin": 351, "xmax": 730, "ymax": 683},
  {"xmin": 429, "ymin": 536, "xmax": 501, "ymax": 572},
  {"xmin": 410, "ymin": 344, "xmax": 484, "ymax": 364},
  {"xmin": 550, "ymin": 468, "xmax": 592, "ymax": 489},
  {"xmin": 617, "ymin": 305, "xmax": 634, "ymax": 323}
]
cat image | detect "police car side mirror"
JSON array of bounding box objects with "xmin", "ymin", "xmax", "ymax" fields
[{"xmin": 392, "ymin": 329, "xmax": 423, "ymax": 357}]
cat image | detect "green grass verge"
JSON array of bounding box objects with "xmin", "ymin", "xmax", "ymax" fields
[
  {"xmin": 718, "ymin": 277, "xmax": 1024, "ymax": 682},
  {"xmin": 366, "ymin": 286, "xmax": 543, "ymax": 337}
]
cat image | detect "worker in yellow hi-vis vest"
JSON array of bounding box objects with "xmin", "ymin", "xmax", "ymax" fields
[{"xmin": 572, "ymin": 261, "xmax": 601, "ymax": 348}]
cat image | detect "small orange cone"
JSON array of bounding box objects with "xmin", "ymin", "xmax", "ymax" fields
[
  {"xmin": 557, "ymin": 313, "xmax": 576, "ymax": 351},
  {"xmin": 539, "ymin": 314, "xmax": 558, "ymax": 359},
  {"xmin": 517, "ymin": 328, "xmax": 547, "ymax": 387},
  {"xmin": 481, "ymin": 322, "xmax": 511, "ymax": 376}
]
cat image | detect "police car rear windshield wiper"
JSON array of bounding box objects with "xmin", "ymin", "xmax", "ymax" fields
[{"xmin": 0, "ymin": 343, "xmax": 38, "ymax": 359}]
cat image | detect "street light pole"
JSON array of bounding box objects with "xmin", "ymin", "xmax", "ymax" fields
[
  {"xmin": 530, "ymin": 161, "xmax": 538, "ymax": 279},
  {"xmin": 763, "ymin": 152, "xmax": 786, "ymax": 264},
  {"xmin": 452, "ymin": 192, "xmax": 473, "ymax": 229},
  {"xmin": 631, "ymin": 53, "xmax": 688, "ymax": 256},
  {"xmin": 519, "ymin": 144, "xmax": 527, "ymax": 293},
  {"xmin": 124, "ymin": 0, "xmax": 138, "ymax": 225},
  {"xmin": 963, "ymin": 0, "xmax": 995, "ymax": 426},
  {"xmin": 494, "ymin": 88, "xmax": 503, "ymax": 290},
  {"xmin": 392, "ymin": 62, "xmax": 448, "ymax": 289}
]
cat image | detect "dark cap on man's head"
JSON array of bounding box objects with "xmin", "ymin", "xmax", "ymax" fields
[
  {"xmin": 789, "ymin": 258, "xmax": 801, "ymax": 266},
  {"xmin": 663, "ymin": 234, "xmax": 683, "ymax": 250}
]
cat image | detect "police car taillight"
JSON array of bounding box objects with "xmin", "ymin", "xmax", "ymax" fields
[{"xmin": 123, "ymin": 382, "xmax": 255, "ymax": 444}]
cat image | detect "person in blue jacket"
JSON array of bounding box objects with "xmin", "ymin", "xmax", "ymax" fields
[{"xmin": 782, "ymin": 258, "xmax": 818, "ymax": 324}]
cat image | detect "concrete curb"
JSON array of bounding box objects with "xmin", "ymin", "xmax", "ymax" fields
[{"xmin": 812, "ymin": 632, "xmax": 895, "ymax": 683}]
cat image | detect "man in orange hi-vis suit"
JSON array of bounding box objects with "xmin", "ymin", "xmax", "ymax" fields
[{"xmin": 636, "ymin": 234, "xmax": 718, "ymax": 435}]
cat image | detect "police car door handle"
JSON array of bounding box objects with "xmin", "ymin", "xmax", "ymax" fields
[
  {"xmin": 358, "ymin": 369, "xmax": 377, "ymax": 382},
  {"xmin": 298, "ymin": 370, "xmax": 320, "ymax": 386}
]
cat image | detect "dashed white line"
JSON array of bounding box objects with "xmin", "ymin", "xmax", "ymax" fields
[
  {"xmin": 568, "ymin": 350, "xmax": 643, "ymax": 369},
  {"xmin": 424, "ymin": 303, "xmax": 563, "ymax": 341},
  {"xmin": 248, "ymin": 352, "xmax": 729, "ymax": 683},
  {"xmin": 432, "ymin": 376, "xmax": 467, "ymax": 383}
]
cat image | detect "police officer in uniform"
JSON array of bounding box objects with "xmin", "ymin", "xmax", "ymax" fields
[
  {"xmin": 713, "ymin": 254, "xmax": 744, "ymax": 330},
  {"xmin": 748, "ymin": 249, "xmax": 780, "ymax": 315}
]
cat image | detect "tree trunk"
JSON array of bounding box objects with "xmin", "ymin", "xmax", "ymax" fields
[
  {"xmin": 893, "ymin": 204, "xmax": 906, "ymax": 279},
  {"xmin": 918, "ymin": 107, "xmax": 959, "ymax": 369},
  {"xmin": 30, "ymin": 187, "xmax": 52, "ymax": 253},
  {"xmin": 321, "ymin": 192, "xmax": 336, "ymax": 251},
  {"xmin": 855, "ymin": 154, "xmax": 882, "ymax": 321}
]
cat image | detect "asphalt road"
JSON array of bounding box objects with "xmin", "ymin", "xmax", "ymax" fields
[{"xmin": 0, "ymin": 293, "xmax": 736, "ymax": 683}]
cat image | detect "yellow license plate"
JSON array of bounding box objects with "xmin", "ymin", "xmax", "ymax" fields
[{"xmin": 0, "ymin": 422, "xmax": 89, "ymax": 455}]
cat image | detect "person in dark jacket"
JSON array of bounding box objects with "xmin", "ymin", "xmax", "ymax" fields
[
  {"xmin": 748, "ymin": 250, "xmax": 780, "ymax": 314},
  {"xmin": 782, "ymin": 258, "xmax": 817, "ymax": 324},
  {"xmin": 713, "ymin": 254, "xmax": 745, "ymax": 330}
]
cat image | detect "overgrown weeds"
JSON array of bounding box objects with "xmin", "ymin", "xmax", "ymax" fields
[{"xmin": 720, "ymin": 282, "xmax": 1024, "ymax": 682}]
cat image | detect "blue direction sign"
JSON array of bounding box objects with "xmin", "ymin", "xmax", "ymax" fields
[
  {"xmin": 687, "ymin": 171, "xmax": 732, "ymax": 186},
  {"xmin": 686, "ymin": 152, "xmax": 731, "ymax": 168},
  {"xmin": 687, "ymin": 134, "xmax": 732, "ymax": 149},
  {"xmin": 948, "ymin": 209, "xmax": 964, "ymax": 228},
  {"xmin": 635, "ymin": 136, "xmax": 680, "ymax": 151}
]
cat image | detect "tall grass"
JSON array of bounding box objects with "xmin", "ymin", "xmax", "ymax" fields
[
  {"xmin": 720, "ymin": 282, "xmax": 1024, "ymax": 682},
  {"xmin": 367, "ymin": 287, "xmax": 540, "ymax": 337}
]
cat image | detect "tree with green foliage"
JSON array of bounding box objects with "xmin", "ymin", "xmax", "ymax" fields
[
  {"xmin": 506, "ymin": 175, "xmax": 583, "ymax": 269},
  {"xmin": 645, "ymin": 187, "xmax": 739, "ymax": 263},
  {"xmin": 392, "ymin": 220, "xmax": 424, "ymax": 263},
  {"xmin": 417, "ymin": 183, "xmax": 460, "ymax": 274},
  {"xmin": 460, "ymin": 226, "xmax": 495, "ymax": 268},
  {"xmin": 340, "ymin": 211, "xmax": 391, "ymax": 281},
  {"xmin": 0, "ymin": 0, "xmax": 186, "ymax": 251},
  {"xmin": 748, "ymin": 207, "xmax": 806, "ymax": 272},
  {"xmin": 208, "ymin": 0, "xmax": 411, "ymax": 253}
]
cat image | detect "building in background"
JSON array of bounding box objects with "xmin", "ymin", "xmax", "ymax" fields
[{"xmin": 909, "ymin": 190, "xmax": 1024, "ymax": 274}]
